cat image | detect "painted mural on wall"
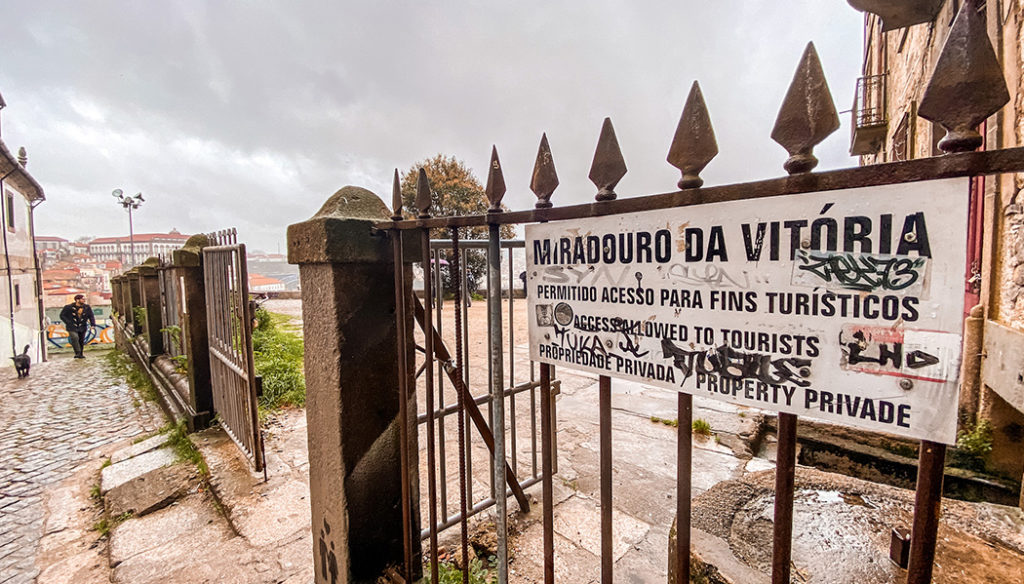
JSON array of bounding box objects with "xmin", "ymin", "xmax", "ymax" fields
[{"xmin": 44, "ymin": 304, "xmax": 115, "ymax": 349}]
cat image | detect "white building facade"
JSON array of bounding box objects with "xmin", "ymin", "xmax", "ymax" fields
[{"xmin": 0, "ymin": 126, "xmax": 45, "ymax": 366}]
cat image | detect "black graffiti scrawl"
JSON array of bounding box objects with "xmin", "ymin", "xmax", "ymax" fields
[{"xmin": 319, "ymin": 518, "xmax": 339, "ymax": 584}]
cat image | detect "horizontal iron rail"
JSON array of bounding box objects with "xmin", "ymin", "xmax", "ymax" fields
[
  {"xmin": 377, "ymin": 147, "xmax": 1024, "ymax": 230},
  {"xmin": 416, "ymin": 378, "xmax": 559, "ymax": 423},
  {"xmin": 428, "ymin": 239, "xmax": 524, "ymax": 249},
  {"xmin": 209, "ymin": 346, "xmax": 250, "ymax": 380},
  {"xmin": 421, "ymin": 475, "xmax": 544, "ymax": 540}
]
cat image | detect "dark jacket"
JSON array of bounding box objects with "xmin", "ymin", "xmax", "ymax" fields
[{"xmin": 60, "ymin": 303, "xmax": 95, "ymax": 333}]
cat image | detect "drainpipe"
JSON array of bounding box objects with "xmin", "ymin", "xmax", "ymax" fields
[
  {"xmin": 0, "ymin": 167, "xmax": 18, "ymax": 361},
  {"xmin": 29, "ymin": 197, "xmax": 44, "ymax": 362}
]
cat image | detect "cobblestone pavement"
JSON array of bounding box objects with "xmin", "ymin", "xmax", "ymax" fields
[{"xmin": 0, "ymin": 352, "xmax": 163, "ymax": 584}]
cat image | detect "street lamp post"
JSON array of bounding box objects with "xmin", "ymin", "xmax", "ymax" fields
[{"xmin": 112, "ymin": 189, "xmax": 144, "ymax": 267}]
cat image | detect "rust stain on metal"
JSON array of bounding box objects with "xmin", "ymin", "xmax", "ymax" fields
[
  {"xmin": 919, "ymin": 0, "xmax": 1010, "ymax": 153},
  {"xmin": 531, "ymin": 133, "xmax": 559, "ymax": 209},
  {"xmin": 771, "ymin": 42, "xmax": 840, "ymax": 175},
  {"xmin": 589, "ymin": 117, "xmax": 627, "ymax": 201},
  {"xmin": 416, "ymin": 167, "xmax": 432, "ymax": 219},
  {"xmin": 847, "ymin": 0, "xmax": 944, "ymax": 31},
  {"xmin": 485, "ymin": 145, "xmax": 507, "ymax": 213},
  {"xmin": 668, "ymin": 81, "xmax": 718, "ymax": 189}
]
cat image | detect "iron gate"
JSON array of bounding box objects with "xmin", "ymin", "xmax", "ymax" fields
[
  {"xmin": 203, "ymin": 241, "xmax": 264, "ymax": 472},
  {"xmin": 380, "ymin": 2, "xmax": 1019, "ymax": 583},
  {"xmin": 415, "ymin": 239, "xmax": 560, "ymax": 540}
]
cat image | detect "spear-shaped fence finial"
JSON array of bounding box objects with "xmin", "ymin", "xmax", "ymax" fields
[
  {"xmin": 485, "ymin": 146, "xmax": 506, "ymax": 213},
  {"xmin": 919, "ymin": 0, "xmax": 1009, "ymax": 154},
  {"xmin": 771, "ymin": 42, "xmax": 840, "ymax": 175},
  {"xmin": 847, "ymin": 0, "xmax": 944, "ymax": 31},
  {"xmin": 416, "ymin": 167, "xmax": 432, "ymax": 219},
  {"xmin": 668, "ymin": 81, "xmax": 718, "ymax": 189},
  {"xmin": 391, "ymin": 168, "xmax": 403, "ymax": 221},
  {"xmin": 531, "ymin": 133, "xmax": 559, "ymax": 209},
  {"xmin": 589, "ymin": 117, "xmax": 627, "ymax": 201}
]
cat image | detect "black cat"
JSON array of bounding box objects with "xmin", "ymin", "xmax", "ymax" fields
[{"xmin": 11, "ymin": 344, "xmax": 30, "ymax": 378}]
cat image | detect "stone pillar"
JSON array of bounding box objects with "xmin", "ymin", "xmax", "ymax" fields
[
  {"xmin": 172, "ymin": 236, "xmax": 213, "ymax": 429},
  {"xmin": 288, "ymin": 186, "xmax": 420, "ymax": 583},
  {"xmin": 111, "ymin": 275, "xmax": 129, "ymax": 351},
  {"xmin": 138, "ymin": 259, "xmax": 165, "ymax": 358},
  {"xmin": 126, "ymin": 269, "xmax": 142, "ymax": 335}
]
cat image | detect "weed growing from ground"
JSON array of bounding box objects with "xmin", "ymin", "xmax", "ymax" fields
[
  {"xmin": 691, "ymin": 418, "xmax": 712, "ymax": 436},
  {"xmin": 104, "ymin": 350, "xmax": 159, "ymax": 404},
  {"xmin": 425, "ymin": 557, "xmax": 493, "ymax": 584},
  {"xmin": 952, "ymin": 419, "xmax": 994, "ymax": 472},
  {"xmin": 650, "ymin": 416, "xmax": 679, "ymax": 428},
  {"xmin": 92, "ymin": 511, "xmax": 134, "ymax": 538},
  {"xmin": 252, "ymin": 307, "xmax": 305, "ymax": 412},
  {"xmin": 162, "ymin": 421, "xmax": 209, "ymax": 476}
]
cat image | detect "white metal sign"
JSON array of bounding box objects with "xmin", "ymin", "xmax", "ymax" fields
[{"xmin": 526, "ymin": 179, "xmax": 969, "ymax": 443}]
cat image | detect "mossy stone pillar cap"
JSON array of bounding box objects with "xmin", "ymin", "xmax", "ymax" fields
[{"xmin": 288, "ymin": 186, "xmax": 394, "ymax": 265}]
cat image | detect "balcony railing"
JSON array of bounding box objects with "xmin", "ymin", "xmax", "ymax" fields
[{"xmin": 851, "ymin": 74, "xmax": 888, "ymax": 155}]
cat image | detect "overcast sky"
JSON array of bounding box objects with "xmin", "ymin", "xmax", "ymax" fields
[{"xmin": 1, "ymin": 1, "xmax": 865, "ymax": 254}]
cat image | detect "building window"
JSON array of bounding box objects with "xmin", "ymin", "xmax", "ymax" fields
[
  {"xmin": 14, "ymin": 284, "xmax": 20, "ymax": 307},
  {"xmin": 5, "ymin": 191, "xmax": 14, "ymax": 233}
]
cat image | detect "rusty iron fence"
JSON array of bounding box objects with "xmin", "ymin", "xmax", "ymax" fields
[
  {"xmin": 415, "ymin": 239, "xmax": 561, "ymax": 541},
  {"xmin": 379, "ymin": 2, "xmax": 1017, "ymax": 583},
  {"xmin": 111, "ymin": 226, "xmax": 262, "ymax": 468},
  {"xmin": 203, "ymin": 241, "xmax": 264, "ymax": 472}
]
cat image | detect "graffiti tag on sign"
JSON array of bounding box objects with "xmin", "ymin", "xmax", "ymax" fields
[{"xmin": 526, "ymin": 179, "xmax": 969, "ymax": 444}]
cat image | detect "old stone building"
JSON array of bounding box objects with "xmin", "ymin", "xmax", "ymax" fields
[{"xmin": 852, "ymin": 1, "xmax": 1024, "ymax": 494}]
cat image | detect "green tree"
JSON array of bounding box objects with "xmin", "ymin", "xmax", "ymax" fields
[{"xmin": 400, "ymin": 155, "xmax": 515, "ymax": 294}]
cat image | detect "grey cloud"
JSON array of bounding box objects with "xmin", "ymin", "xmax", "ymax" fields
[{"xmin": 2, "ymin": 1, "xmax": 862, "ymax": 252}]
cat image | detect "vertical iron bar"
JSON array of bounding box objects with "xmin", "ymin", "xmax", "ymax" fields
[
  {"xmin": 540, "ymin": 363, "xmax": 555, "ymax": 584},
  {"xmin": 676, "ymin": 393, "xmax": 692, "ymax": 584},
  {"xmin": 907, "ymin": 441, "xmax": 947, "ymax": 584},
  {"xmin": 488, "ymin": 224, "xmax": 508, "ymax": 583},
  {"xmin": 772, "ymin": 412, "xmax": 798, "ymax": 584},
  {"xmin": 450, "ymin": 231, "xmax": 470, "ymax": 584},
  {"xmin": 508, "ymin": 246, "xmax": 517, "ymax": 475},
  {"xmin": 391, "ymin": 228, "xmax": 413, "ymax": 580},
  {"xmin": 463, "ymin": 247, "xmax": 473, "ymax": 507},
  {"xmin": 421, "ymin": 229, "xmax": 439, "ymax": 584},
  {"xmin": 600, "ymin": 375, "xmax": 612, "ymax": 583},
  {"xmin": 433, "ymin": 247, "xmax": 448, "ymax": 519},
  {"xmin": 551, "ymin": 365, "xmax": 558, "ymax": 475},
  {"xmin": 531, "ymin": 372, "xmax": 538, "ymax": 479}
]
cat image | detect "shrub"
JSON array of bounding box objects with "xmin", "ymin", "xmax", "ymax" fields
[
  {"xmin": 424, "ymin": 558, "xmax": 492, "ymax": 584},
  {"xmin": 953, "ymin": 419, "xmax": 994, "ymax": 471}
]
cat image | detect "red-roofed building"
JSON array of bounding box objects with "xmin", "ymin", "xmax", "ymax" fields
[
  {"xmin": 88, "ymin": 229, "xmax": 190, "ymax": 264},
  {"xmin": 249, "ymin": 273, "xmax": 285, "ymax": 293}
]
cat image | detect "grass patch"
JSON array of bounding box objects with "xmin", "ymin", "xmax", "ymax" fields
[
  {"xmin": 104, "ymin": 350, "xmax": 159, "ymax": 404},
  {"xmin": 650, "ymin": 416, "xmax": 679, "ymax": 428},
  {"xmin": 691, "ymin": 418, "xmax": 712, "ymax": 436},
  {"xmin": 162, "ymin": 421, "xmax": 208, "ymax": 476},
  {"xmin": 253, "ymin": 307, "xmax": 305, "ymax": 412},
  {"xmin": 89, "ymin": 484, "xmax": 102, "ymax": 501}
]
